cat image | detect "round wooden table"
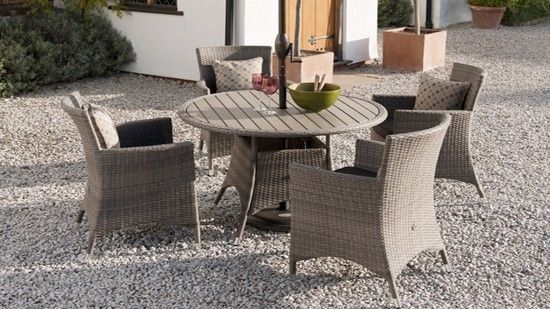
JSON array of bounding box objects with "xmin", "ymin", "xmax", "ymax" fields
[{"xmin": 178, "ymin": 90, "xmax": 387, "ymax": 237}]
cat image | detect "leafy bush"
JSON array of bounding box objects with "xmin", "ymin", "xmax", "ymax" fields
[
  {"xmin": 468, "ymin": 0, "xmax": 509, "ymax": 6},
  {"xmin": 378, "ymin": 0, "xmax": 413, "ymax": 27},
  {"xmin": 0, "ymin": 61, "xmax": 6, "ymax": 97},
  {"xmin": 502, "ymin": 0, "xmax": 550, "ymax": 25},
  {"xmin": 0, "ymin": 10, "xmax": 135, "ymax": 97}
]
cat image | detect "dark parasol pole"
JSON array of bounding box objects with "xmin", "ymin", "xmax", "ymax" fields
[{"xmin": 275, "ymin": 0, "xmax": 291, "ymax": 109}]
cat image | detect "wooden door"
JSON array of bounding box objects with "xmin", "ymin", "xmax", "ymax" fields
[{"xmin": 285, "ymin": 0, "xmax": 339, "ymax": 53}]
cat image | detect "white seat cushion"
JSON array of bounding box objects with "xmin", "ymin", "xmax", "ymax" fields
[
  {"xmin": 85, "ymin": 104, "xmax": 120, "ymax": 149},
  {"xmin": 68, "ymin": 91, "xmax": 84, "ymax": 108}
]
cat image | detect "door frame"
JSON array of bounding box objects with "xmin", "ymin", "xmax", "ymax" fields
[
  {"xmin": 285, "ymin": 0, "xmax": 343, "ymax": 60},
  {"xmin": 226, "ymin": 0, "xmax": 344, "ymax": 60}
]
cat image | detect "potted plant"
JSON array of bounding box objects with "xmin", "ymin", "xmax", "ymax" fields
[
  {"xmin": 468, "ymin": 0, "xmax": 508, "ymax": 29},
  {"xmin": 382, "ymin": 0, "xmax": 447, "ymax": 72},
  {"xmin": 273, "ymin": 0, "xmax": 334, "ymax": 83}
]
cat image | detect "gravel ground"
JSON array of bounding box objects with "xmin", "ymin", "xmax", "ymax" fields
[{"xmin": 1, "ymin": 23, "xmax": 549, "ymax": 308}]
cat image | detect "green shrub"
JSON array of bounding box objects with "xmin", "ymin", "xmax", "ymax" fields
[
  {"xmin": 0, "ymin": 60, "xmax": 7, "ymax": 97},
  {"xmin": 502, "ymin": 0, "xmax": 550, "ymax": 25},
  {"xmin": 468, "ymin": 0, "xmax": 509, "ymax": 6},
  {"xmin": 0, "ymin": 10, "xmax": 135, "ymax": 97},
  {"xmin": 378, "ymin": 0, "xmax": 413, "ymax": 28}
]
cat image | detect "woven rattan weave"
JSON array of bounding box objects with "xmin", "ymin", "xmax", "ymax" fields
[
  {"xmin": 62, "ymin": 95, "xmax": 201, "ymax": 254},
  {"xmin": 371, "ymin": 62, "xmax": 486, "ymax": 197}
]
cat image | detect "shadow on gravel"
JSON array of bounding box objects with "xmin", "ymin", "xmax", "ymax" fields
[
  {"xmin": 0, "ymin": 161, "xmax": 86, "ymax": 188},
  {"xmin": 1, "ymin": 251, "xmax": 389, "ymax": 307}
]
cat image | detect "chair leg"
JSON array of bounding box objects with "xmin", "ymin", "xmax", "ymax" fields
[
  {"xmin": 475, "ymin": 182, "xmax": 485, "ymax": 198},
  {"xmin": 194, "ymin": 225, "xmax": 201, "ymax": 250},
  {"xmin": 207, "ymin": 139, "xmax": 214, "ymax": 176},
  {"xmin": 208, "ymin": 153, "xmax": 214, "ymax": 176},
  {"xmin": 439, "ymin": 249, "xmax": 450, "ymax": 265},
  {"xmin": 199, "ymin": 139, "xmax": 204, "ymax": 153},
  {"xmin": 289, "ymin": 259, "xmax": 297, "ymax": 275},
  {"xmin": 86, "ymin": 231, "xmax": 96, "ymax": 255},
  {"xmin": 214, "ymin": 187, "xmax": 227, "ymax": 205},
  {"xmin": 387, "ymin": 275, "xmax": 401, "ymax": 308},
  {"xmin": 76, "ymin": 209, "xmax": 85, "ymax": 223},
  {"xmin": 234, "ymin": 212, "xmax": 248, "ymax": 245}
]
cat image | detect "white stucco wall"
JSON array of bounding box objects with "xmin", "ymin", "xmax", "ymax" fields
[
  {"xmin": 437, "ymin": 0, "xmax": 471, "ymax": 27},
  {"xmin": 234, "ymin": 0, "xmax": 379, "ymax": 63},
  {"xmin": 342, "ymin": 0, "xmax": 378, "ymax": 62},
  {"xmin": 234, "ymin": 0, "xmax": 279, "ymax": 46},
  {"xmin": 411, "ymin": 0, "xmax": 472, "ymax": 28},
  {"xmin": 105, "ymin": 0, "xmax": 226, "ymax": 80}
]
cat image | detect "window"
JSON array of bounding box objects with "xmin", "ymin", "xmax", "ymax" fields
[
  {"xmin": 113, "ymin": 0, "xmax": 183, "ymax": 15},
  {"xmin": 0, "ymin": 0, "xmax": 27, "ymax": 16}
]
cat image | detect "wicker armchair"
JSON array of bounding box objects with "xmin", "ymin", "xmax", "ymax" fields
[
  {"xmin": 371, "ymin": 62, "xmax": 486, "ymax": 197},
  {"xmin": 289, "ymin": 111, "xmax": 452, "ymax": 306},
  {"xmin": 61, "ymin": 95, "xmax": 201, "ymax": 254},
  {"xmin": 195, "ymin": 46, "xmax": 273, "ymax": 175},
  {"xmin": 215, "ymin": 136, "xmax": 328, "ymax": 243}
]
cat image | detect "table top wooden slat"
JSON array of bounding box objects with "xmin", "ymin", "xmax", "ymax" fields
[
  {"xmin": 178, "ymin": 90, "xmax": 387, "ymax": 138},
  {"xmin": 215, "ymin": 93, "xmax": 261, "ymax": 130},
  {"xmin": 238, "ymin": 91, "xmax": 292, "ymax": 130},
  {"xmin": 284, "ymin": 98, "xmax": 335, "ymax": 129},
  {"xmin": 204, "ymin": 95, "xmax": 244, "ymax": 129},
  {"xmin": 338, "ymin": 96, "xmax": 378, "ymax": 118},
  {"xmin": 225, "ymin": 92, "xmax": 277, "ymax": 131},
  {"xmin": 194, "ymin": 99, "xmax": 227, "ymax": 127}
]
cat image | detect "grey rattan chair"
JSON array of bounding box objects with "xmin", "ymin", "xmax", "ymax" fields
[
  {"xmin": 61, "ymin": 94, "xmax": 201, "ymax": 254},
  {"xmin": 371, "ymin": 62, "xmax": 486, "ymax": 197},
  {"xmin": 289, "ymin": 111, "xmax": 452, "ymax": 306},
  {"xmin": 195, "ymin": 46, "xmax": 273, "ymax": 175},
  {"xmin": 214, "ymin": 136, "xmax": 328, "ymax": 243}
]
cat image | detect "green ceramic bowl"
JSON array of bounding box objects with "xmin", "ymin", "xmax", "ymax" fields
[{"xmin": 288, "ymin": 82, "xmax": 341, "ymax": 112}]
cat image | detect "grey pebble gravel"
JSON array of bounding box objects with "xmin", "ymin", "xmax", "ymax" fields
[{"xmin": 1, "ymin": 22, "xmax": 549, "ymax": 308}]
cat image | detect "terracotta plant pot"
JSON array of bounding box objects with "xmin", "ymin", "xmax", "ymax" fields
[
  {"xmin": 273, "ymin": 51, "xmax": 334, "ymax": 83},
  {"xmin": 470, "ymin": 6, "xmax": 507, "ymax": 29},
  {"xmin": 382, "ymin": 28, "xmax": 447, "ymax": 72}
]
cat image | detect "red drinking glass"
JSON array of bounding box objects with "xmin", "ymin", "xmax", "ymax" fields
[
  {"xmin": 252, "ymin": 73, "xmax": 265, "ymax": 91},
  {"xmin": 261, "ymin": 76, "xmax": 279, "ymax": 95}
]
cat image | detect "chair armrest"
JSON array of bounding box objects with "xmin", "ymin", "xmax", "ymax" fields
[
  {"xmin": 116, "ymin": 118, "xmax": 173, "ymax": 148},
  {"xmin": 394, "ymin": 109, "xmax": 472, "ymax": 161},
  {"xmin": 372, "ymin": 94, "xmax": 416, "ymax": 119},
  {"xmin": 394, "ymin": 109, "xmax": 472, "ymax": 136},
  {"xmin": 95, "ymin": 141, "xmax": 195, "ymax": 187},
  {"xmin": 354, "ymin": 139, "xmax": 386, "ymax": 173},
  {"xmin": 196, "ymin": 80, "xmax": 211, "ymax": 97},
  {"xmin": 289, "ymin": 163, "xmax": 381, "ymax": 224}
]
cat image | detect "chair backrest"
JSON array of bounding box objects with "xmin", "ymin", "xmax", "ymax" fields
[
  {"xmin": 60, "ymin": 94, "xmax": 101, "ymax": 165},
  {"xmin": 196, "ymin": 46, "xmax": 272, "ymax": 93},
  {"xmin": 377, "ymin": 112, "xmax": 450, "ymax": 229},
  {"xmin": 379, "ymin": 112, "xmax": 450, "ymax": 186},
  {"xmin": 375, "ymin": 112, "xmax": 450, "ymax": 272},
  {"xmin": 450, "ymin": 62, "xmax": 486, "ymax": 111}
]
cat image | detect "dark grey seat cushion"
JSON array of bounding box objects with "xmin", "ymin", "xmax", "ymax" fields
[
  {"xmin": 371, "ymin": 118, "xmax": 394, "ymax": 139},
  {"xmin": 334, "ymin": 166, "xmax": 377, "ymax": 178}
]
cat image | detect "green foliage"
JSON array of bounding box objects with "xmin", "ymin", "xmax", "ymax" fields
[
  {"xmin": 0, "ymin": 61, "xmax": 6, "ymax": 97},
  {"xmin": 0, "ymin": 10, "xmax": 135, "ymax": 97},
  {"xmin": 468, "ymin": 0, "xmax": 508, "ymax": 6},
  {"xmin": 378, "ymin": 0, "xmax": 413, "ymax": 28},
  {"xmin": 502, "ymin": 0, "xmax": 550, "ymax": 25},
  {"xmin": 62, "ymin": 0, "xmax": 126, "ymax": 20},
  {"xmin": 24, "ymin": 0, "xmax": 53, "ymax": 15}
]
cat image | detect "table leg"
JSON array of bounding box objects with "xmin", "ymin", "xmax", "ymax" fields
[{"xmin": 326, "ymin": 135, "xmax": 332, "ymax": 170}]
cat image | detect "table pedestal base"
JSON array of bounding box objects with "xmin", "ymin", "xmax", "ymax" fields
[{"xmin": 247, "ymin": 202, "xmax": 291, "ymax": 232}]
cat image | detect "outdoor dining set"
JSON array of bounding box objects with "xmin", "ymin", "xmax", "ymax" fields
[{"xmin": 61, "ymin": 45, "xmax": 486, "ymax": 306}]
